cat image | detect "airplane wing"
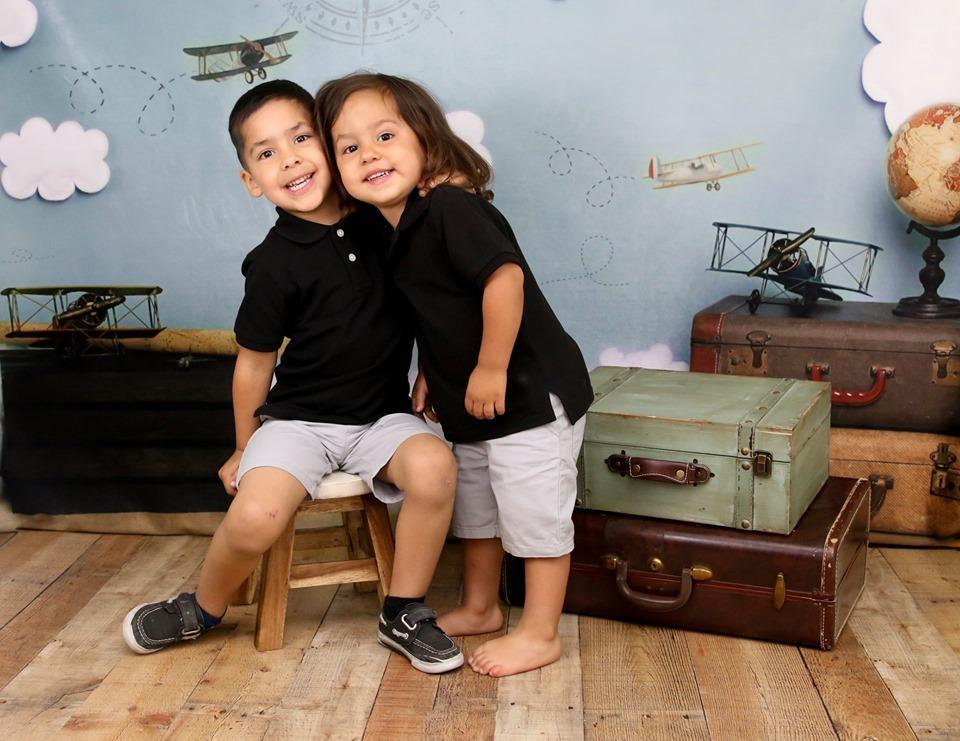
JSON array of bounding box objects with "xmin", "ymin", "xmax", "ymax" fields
[
  {"xmin": 192, "ymin": 67, "xmax": 249, "ymax": 82},
  {"xmin": 694, "ymin": 142, "xmax": 762, "ymax": 159},
  {"xmin": 254, "ymin": 55, "xmax": 292, "ymax": 70},
  {"xmin": 255, "ymin": 31, "xmax": 298, "ymax": 46},
  {"xmin": 651, "ymin": 168, "xmax": 755, "ymax": 189},
  {"xmin": 183, "ymin": 41, "xmax": 247, "ymax": 56},
  {"xmin": 2, "ymin": 286, "xmax": 163, "ymax": 297}
]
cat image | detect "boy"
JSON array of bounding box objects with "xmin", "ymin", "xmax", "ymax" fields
[{"xmin": 121, "ymin": 80, "xmax": 463, "ymax": 674}]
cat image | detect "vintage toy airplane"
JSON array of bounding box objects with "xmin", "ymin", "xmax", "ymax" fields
[
  {"xmin": 708, "ymin": 222, "xmax": 882, "ymax": 313},
  {"xmin": 646, "ymin": 143, "xmax": 760, "ymax": 191},
  {"xmin": 3, "ymin": 286, "xmax": 164, "ymax": 354},
  {"xmin": 183, "ymin": 32, "xmax": 297, "ymax": 84}
]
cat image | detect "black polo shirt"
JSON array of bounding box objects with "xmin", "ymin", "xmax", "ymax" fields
[
  {"xmin": 383, "ymin": 186, "xmax": 593, "ymax": 443},
  {"xmin": 234, "ymin": 207, "xmax": 413, "ymax": 424}
]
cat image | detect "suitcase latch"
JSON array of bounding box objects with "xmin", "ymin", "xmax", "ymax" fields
[
  {"xmin": 753, "ymin": 450, "xmax": 773, "ymax": 477},
  {"xmin": 930, "ymin": 443, "xmax": 960, "ymax": 500},
  {"xmin": 931, "ymin": 341, "xmax": 960, "ymax": 386}
]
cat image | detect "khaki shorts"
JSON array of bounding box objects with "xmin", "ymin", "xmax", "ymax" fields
[
  {"xmin": 450, "ymin": 394, "xmax": 585, "ymax": 558},
  {"xmin": 237, "ymin": 413, "xmax": 440, "ymax": 503}
]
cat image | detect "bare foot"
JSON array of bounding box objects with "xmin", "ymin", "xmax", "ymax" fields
[
  {"xmin": 437, "ymin": 604, "xmax": 504, "ymax": 637},
  {"xmin": 467, "ymin": 630, "xmax": 562, "ymax": 677}
]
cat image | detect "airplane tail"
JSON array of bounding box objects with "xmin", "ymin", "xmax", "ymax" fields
[{"xmin": 647, "ymin": 156, "xmax": 658, "ymax": 180}]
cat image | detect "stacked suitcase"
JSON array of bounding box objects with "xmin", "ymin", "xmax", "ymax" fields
[
  {"xmin": 690, "ymin": 295, "xmax": 960, "ymax": 546},
  {"xmin": 502, "ymin": 365, "xmax": 871, "ymax": 650}
]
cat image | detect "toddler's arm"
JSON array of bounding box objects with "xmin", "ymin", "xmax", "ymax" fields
[
  {"xmin": 465, "ymin": 262, "xmax": 524, "ymax": 419},
  {"xmin": 217, "ymin": 346, "xmax": 278, "ymax": 494}
]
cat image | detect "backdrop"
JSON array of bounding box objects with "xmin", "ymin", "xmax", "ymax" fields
[{"xmin": 1, "ymin": 0, "xmax": 952, "ymax": 370}]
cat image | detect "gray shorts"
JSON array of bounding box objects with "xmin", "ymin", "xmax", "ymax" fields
[
  {"xmin": 450, "ymin": 394, "xmax": 585, "ymax": 558},
  {"xmin": 237, "ymin": 413, "xmax": 440, "ymax": 503}
]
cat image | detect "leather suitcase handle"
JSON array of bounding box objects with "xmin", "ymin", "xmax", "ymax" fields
[
  {"xmin": 605, "ymin": 453, "xmax": 712, "ymax": 485},
  {"xmin": 807, "ymin": 363, "xmax": 894, "ymax": 407},
  {"xmin": 602, "ymin": 555, "xmax": 712, "ymax": 613}
]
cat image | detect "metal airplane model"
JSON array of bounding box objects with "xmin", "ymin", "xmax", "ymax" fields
[
  {"xmin": 708, "ymin": 222, "xmax": 882, "ymax": 313},
  {"xmin": 646, "ymin": 143, "xmax": 760, "ymax": 191},
  {"xmin": 183, "ymin": 32, "xmax": 297, "ymax": 84},
  {"xmin": 3, "ymin": 286, "xmax": 164, "ymax": 354}
]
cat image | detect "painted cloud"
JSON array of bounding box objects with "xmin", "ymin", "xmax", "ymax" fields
[
  {"xmin": 1, "ymin": 118, "xmax": 110, "ymax": 201},
  {"xmin": 862, "ymin": 0, "xmax": 960, "ymax": 133},
  {"xmin": 598, "ymin": 343, "xmax": 689, "ymax": 372},
  {"xmin": 0, "ymin": 0, "xmax": 37, "ymax": 47},
  {"xmin": 446, "ymin": 110, "xmax": 492, "ymax": 164}
]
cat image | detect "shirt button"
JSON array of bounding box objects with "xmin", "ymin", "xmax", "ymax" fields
[
  {"xmin": 336, "ymin": 228, "xmax": 345, "ymax": 237},
  {"xmin": 348, "ymin": 253, "xmax": 357, "ymax": 262}
]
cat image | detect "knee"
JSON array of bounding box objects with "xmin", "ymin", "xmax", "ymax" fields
[
  {"xmin": 222, "ymin": 498, "xmax": 288, "ymax": 557},
  {"xmin": 397, "ymin": 441, "xmax": 457, "ymax": 505}
]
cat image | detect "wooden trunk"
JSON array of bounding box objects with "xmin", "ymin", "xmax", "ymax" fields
[
  {"xmin": 690, "ymin": 294, "xmax": 960, "ymax": 433},
  {"xmin": 1, "ymin": 348, "xmax": 234, "ymax": 517},
  {"xmin": 830, "ymin": 427, "xmax": 960, "ymax": 544},
  {"xmin": 580, "ymin": 366, "xmax": 830, "ymax": 534},
  {"xmin": 503, "ymin": 477, "xmax": 870, "ymax": 650}
]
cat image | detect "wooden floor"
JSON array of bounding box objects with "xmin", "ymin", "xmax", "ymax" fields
[{"xmin": 1, "ymin": 531, "xmax": 958, "ymax": 740}]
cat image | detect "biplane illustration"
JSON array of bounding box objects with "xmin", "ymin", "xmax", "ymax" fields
[
  {"xmin": 183, "ymin": 32, "xmax": 297, "ymax": 84},
  {"xmin": 3, "ymin": 286, "xmax": 164, "ymax": 354},
  {"xmin": 708, "ymin": 222, "xmax": 882, "ymax": 313},
  {"xmin": 647, "ymin": 143, "xmax": 760, "ymax": 191}
]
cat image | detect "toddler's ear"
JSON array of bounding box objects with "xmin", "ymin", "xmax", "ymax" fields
[{"xmin": 240, "ymin": 169, "xmax": 263, "ymax": 198}]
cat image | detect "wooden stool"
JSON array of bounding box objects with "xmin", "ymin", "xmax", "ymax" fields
[{"xmin": 253, "ymin": 471, "xmax": 394, "ymax": 651}]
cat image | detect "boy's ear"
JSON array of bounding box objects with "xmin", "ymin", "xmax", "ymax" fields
[{"xmin": 240, "ymin": 169, "xmax": 263, "ymax": 198}]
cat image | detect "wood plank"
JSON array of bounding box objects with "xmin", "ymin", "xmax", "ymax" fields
[
  {"xmin": 290, "ymin": 557, "xmax": 379, "ymax": 587},
  {"xmin": 881, "ymin": 547, "xmax": 960, "ymax": 652},
  {"xmin": 0, "ymin": 532, "xmax": 14, "ymax": 547},
  {"xmin": 165, "ymin": 585, "xmax": 337, "ymax": 738},
  {"xmin": 51, "ymin": 628, "xmax": 231, "ymax": 739},
  {"xmin": 687, "ymin": 633, "xmax": 837, "ymax": 740},
  {"xmin": 493, "ymin": 609, "xmax": 584, "ymax": 740},
  {"xmin": 849, "ymin": 549, "xmax": 960, "ymax": 740},
  {"xmin": 363, "ymin": 543, "xmax": 464, "ymax": 740},
  {"xmin": 0, "ymin": 531, "xmax": 99, "ymax": 629},
  {"xmin": 0, "ymin": 534, "xmax": 144, "ymax": 689},
  {"xmin": 581, "ymin": 618, "xmax": 708, "ymax": 740},
  {"xmin": 800, "ymin": 628, "xmax": 916, "ymax": 741},
  {"xmin": 421, "ymin": 631, "xmax": 502, "ymax": 740},
  {"xmin": 0, "ymin": 536, "xmax": 209, "ymax": 736},
  {"xmin": 263, "ymin": 585, "xmax": 388, "ymax": 738}
]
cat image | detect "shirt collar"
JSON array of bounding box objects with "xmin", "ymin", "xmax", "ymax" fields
[
  {"xmin": 272, "ymin": 206, "xmax": 333, "ymax": 244},
  {"xmin": 394, "ymin": 189, "xmax": 432, "ymax": 235}
]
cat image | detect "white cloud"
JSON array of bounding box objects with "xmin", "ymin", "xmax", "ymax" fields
[
  {"xmin": 0, "ymin": 0, "xmax": 37, "ymax": 47},
  {"xmin": 446, "ymin": 110, "xmax": 492, "ymax": 164},
  {"xmin": 597, "ymin": 343, "xmax": 689, "ymax": 372},
  {"xmin": 862, "ymin": 0, "xmax": 960, "ymax": 133},
  {"xmin": 1, "ymin": 118, "xmax": 110, "ymax": 201}
]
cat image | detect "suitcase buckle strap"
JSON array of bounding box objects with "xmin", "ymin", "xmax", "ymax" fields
[{"xmin": 606, "ymin": 452, "xmax": 713, "ymax": 486}]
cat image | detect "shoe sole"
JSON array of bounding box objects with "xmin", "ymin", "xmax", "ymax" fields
[{"xmin": 378, "ymin": 634, "xmax": 464, "ymax": 674}]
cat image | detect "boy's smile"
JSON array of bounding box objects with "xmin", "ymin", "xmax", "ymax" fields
[
  {"xmin": 331, "ymin": 89, "xmax": 426, "ymax": 227},
  {"xmin": 240, "ymin": 98, "xmax": 341, "ymax": 224}
]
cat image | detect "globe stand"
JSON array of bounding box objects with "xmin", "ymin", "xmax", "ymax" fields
[{"xmin": 893, "ymin": 221, "xmax": 960, "ymax": 319}]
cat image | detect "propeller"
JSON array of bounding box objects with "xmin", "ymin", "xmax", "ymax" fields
[
  {"xmin": 241, "ymin": 35, "xmax": 277, "ymax": 62},
  {"xmin": 747, "ymin": 227, "xmax": 815, "ymax": 277}
]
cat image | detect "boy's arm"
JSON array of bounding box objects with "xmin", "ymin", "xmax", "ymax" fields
[
  {"xmin": 465, "ymin": 262, "xmax": 524, "ymax": 420},
  {"xmin": 218, "ymin": 346, "xmax": 278, "ymax": 493}
]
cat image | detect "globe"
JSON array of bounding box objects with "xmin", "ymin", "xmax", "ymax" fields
[{"xmin": 886, "ymin": 102, "xmax": 960, "ymax": 227}]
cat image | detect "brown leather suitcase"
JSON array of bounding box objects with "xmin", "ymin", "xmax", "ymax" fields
[
  {"xmin": 689, "ymin": 295, "xmax": 960, "ymax": 433},
  {"xmin": 502, "ymin": 477, "xmax": 870, "ymax": 649},
  {"xmin": 831, "ymin": 427, "xmax": 960, "ymax": 545}
]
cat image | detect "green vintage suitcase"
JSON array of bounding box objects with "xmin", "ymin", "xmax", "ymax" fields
[{"xmin": 579, "ymin": 367, "xmax": 831, "ymax": 534}]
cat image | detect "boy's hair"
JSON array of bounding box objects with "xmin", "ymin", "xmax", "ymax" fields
[
  {"xmin": 315, "ymin": 72, "xmax": 492, "ymax": 202},
  {"xmin": 228, "ymin": 80, "xmax": 315, "ymax": 167}
]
